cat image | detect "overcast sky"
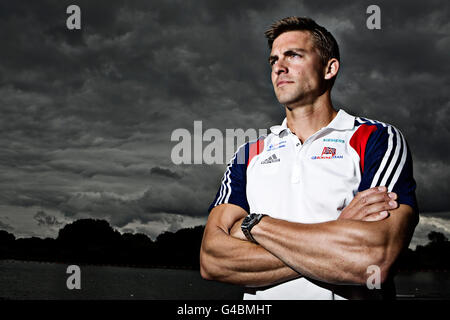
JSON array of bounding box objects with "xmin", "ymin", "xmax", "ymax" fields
[{"xmin": 0, "ymin": 0, "xmax": 449, "ymax": 247}]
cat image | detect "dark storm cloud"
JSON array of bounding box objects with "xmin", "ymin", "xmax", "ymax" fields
[
  {"xmin": 414, "ymin": 161, "xmax": 450, "ymax": 212},
  {"xmin": 0, "ymin": 0, "xmax": 448, "ymax": 237},
  {"xmin": 33, "ymin": 210, "xmax": 63, "ymax": 227},
  {"xmin": 150, "ymin": 166, "xmax": 182, "ymax": 180}
]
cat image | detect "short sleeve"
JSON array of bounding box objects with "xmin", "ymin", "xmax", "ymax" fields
[
  {"xmin": 208, "ymin": 143, "xmax": 250, "ymax": 213},
  {"xmin": 357, "ymin": 125, "xmax": 418, "ymax": 212}
]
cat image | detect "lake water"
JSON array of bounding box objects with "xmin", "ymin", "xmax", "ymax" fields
[{"xmin": 0, "ymin": 260, "xmax": 448, "ymax": 300}]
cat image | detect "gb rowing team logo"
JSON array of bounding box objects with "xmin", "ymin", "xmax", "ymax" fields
[
  {"xmin": 321, "ymin": 147, "xmax": 336, "ymax": 157},
  {"xmin": 311, "ymin": 146, "xmax": 343, "ymax": 160}
]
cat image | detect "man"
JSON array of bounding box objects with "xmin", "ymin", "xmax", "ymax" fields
[{"xmin": 200, "ymin": 17, "xmax": 418, "ymax": 300}]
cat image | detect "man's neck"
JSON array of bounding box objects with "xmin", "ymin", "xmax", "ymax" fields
[{"xmin": 284, "ymin": 94, "xmax": 337, "ymax": 143}]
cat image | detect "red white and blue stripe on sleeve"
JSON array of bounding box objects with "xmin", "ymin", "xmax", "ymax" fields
[
  {"xmin": 350, "ymin": 118, "xmax": 418, "ymax": 212},
  {"xmin": 208, "ymin": 137, "xmax": 265, "ymax": 213}
]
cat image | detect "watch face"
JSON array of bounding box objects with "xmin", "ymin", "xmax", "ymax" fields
[
  {"xmin": 242, "ymin": 214, "xmax": 258, "ymax": 229},
  {"xmin": 242, "ymin": 215, "xmax": 253, "ymax": 229},
  {"xmin": 241, "ymin": 214, "xmax": 263, "ymax": 244}
]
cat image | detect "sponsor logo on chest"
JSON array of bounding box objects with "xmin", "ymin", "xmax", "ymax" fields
[
  {"xmin": 311, "ymin": 146, "xmax": 343, "ymax": 160},
  {"xmin": 267, "ymin": 140, "xmax": 287, "ymax": 151}
]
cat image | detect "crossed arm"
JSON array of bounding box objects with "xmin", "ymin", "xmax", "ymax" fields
[
  {"xmin": 200, "ymin": 187, "xmax": 418, "ymax": 287},
  {"xmin": 200, "ymin": 202, "xmax": 300, "ymax": 287}
]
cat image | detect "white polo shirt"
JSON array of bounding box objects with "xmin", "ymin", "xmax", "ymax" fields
[{"xmin": 209, "ymin": 109, "xmax": 417, "ymax": 300}]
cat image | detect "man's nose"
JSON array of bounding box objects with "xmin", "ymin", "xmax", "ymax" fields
[{"xmin": 274, "ymin": 60, "xmax": 288, "ymax": 75}]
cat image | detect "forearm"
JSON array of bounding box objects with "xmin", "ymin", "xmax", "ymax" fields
[
  {"xmin": 251, "ymin": 217, "xmax": 390, "ymax": 285},
  {"xmin": 200, "ymin": 225, "xmax": 300, "ymax": 287}
]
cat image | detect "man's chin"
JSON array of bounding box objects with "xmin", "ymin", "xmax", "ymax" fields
[
  {"xmin": 277, "ymin": 97, "xmax": 304, "ymax": 107},
  {"xmin": 276, "ymin": 96, "xmax": 295, "ymax": 106},
  {"xmin": 275, "ymin": 91, "xmax": 304, "ymax": 105}
]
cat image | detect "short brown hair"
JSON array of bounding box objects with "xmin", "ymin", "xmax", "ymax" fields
[{"xmin": 265, "ymin": 16, "xmax": 340, "ymax": 67}]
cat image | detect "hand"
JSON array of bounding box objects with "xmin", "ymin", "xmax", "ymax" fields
[
  {"xmin": 338, "ymin": 186, "xmax": 398, "ymax": 221},
  {"xmin": 229, "ymin": 217, "xmax": 247, "ymax": 241}
]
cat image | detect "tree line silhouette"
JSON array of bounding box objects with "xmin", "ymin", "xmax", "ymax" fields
[
  {"xmin": 0, "ymin": 219, "xmax": 203, "ymax": 269},
  {"xmin": 0, "ymin": 218, "xmax": 449, "ymax": 271}
]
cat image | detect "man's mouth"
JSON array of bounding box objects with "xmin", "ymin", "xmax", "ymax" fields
[{"xmin": 277, "ymin": 80, "xmax": 294, "ymax": 87}]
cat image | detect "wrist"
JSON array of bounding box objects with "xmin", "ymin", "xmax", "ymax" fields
[
  {"xmin": 251, "ymin": 215, "xmax": 269, "ymax": 240},
  {"xmin": 241, "ymin": 213, "xmax": 267, "ymax": 244}
]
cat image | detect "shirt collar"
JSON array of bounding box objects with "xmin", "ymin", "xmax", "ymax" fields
[
  {"xmin": 270, "ymin": 109, "xmax": 355, "ymax": 136},
  {"xmin": 269, "ymin": 118, "xmax": 289, "ymax": 135}
]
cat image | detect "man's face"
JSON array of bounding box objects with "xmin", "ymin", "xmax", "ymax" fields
[{"xmin": 269, "ymin": 30, "xmax": 326, "ymax": 106}]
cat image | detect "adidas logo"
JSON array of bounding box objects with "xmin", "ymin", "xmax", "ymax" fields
[{"xmin": 261, "ymin": 154, "xmax": 280, "ymax": 164}]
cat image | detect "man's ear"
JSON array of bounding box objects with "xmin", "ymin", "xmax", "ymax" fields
[{"xmin": 324, "ymin": 58, "xmax": 339, "ymax": 80}]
